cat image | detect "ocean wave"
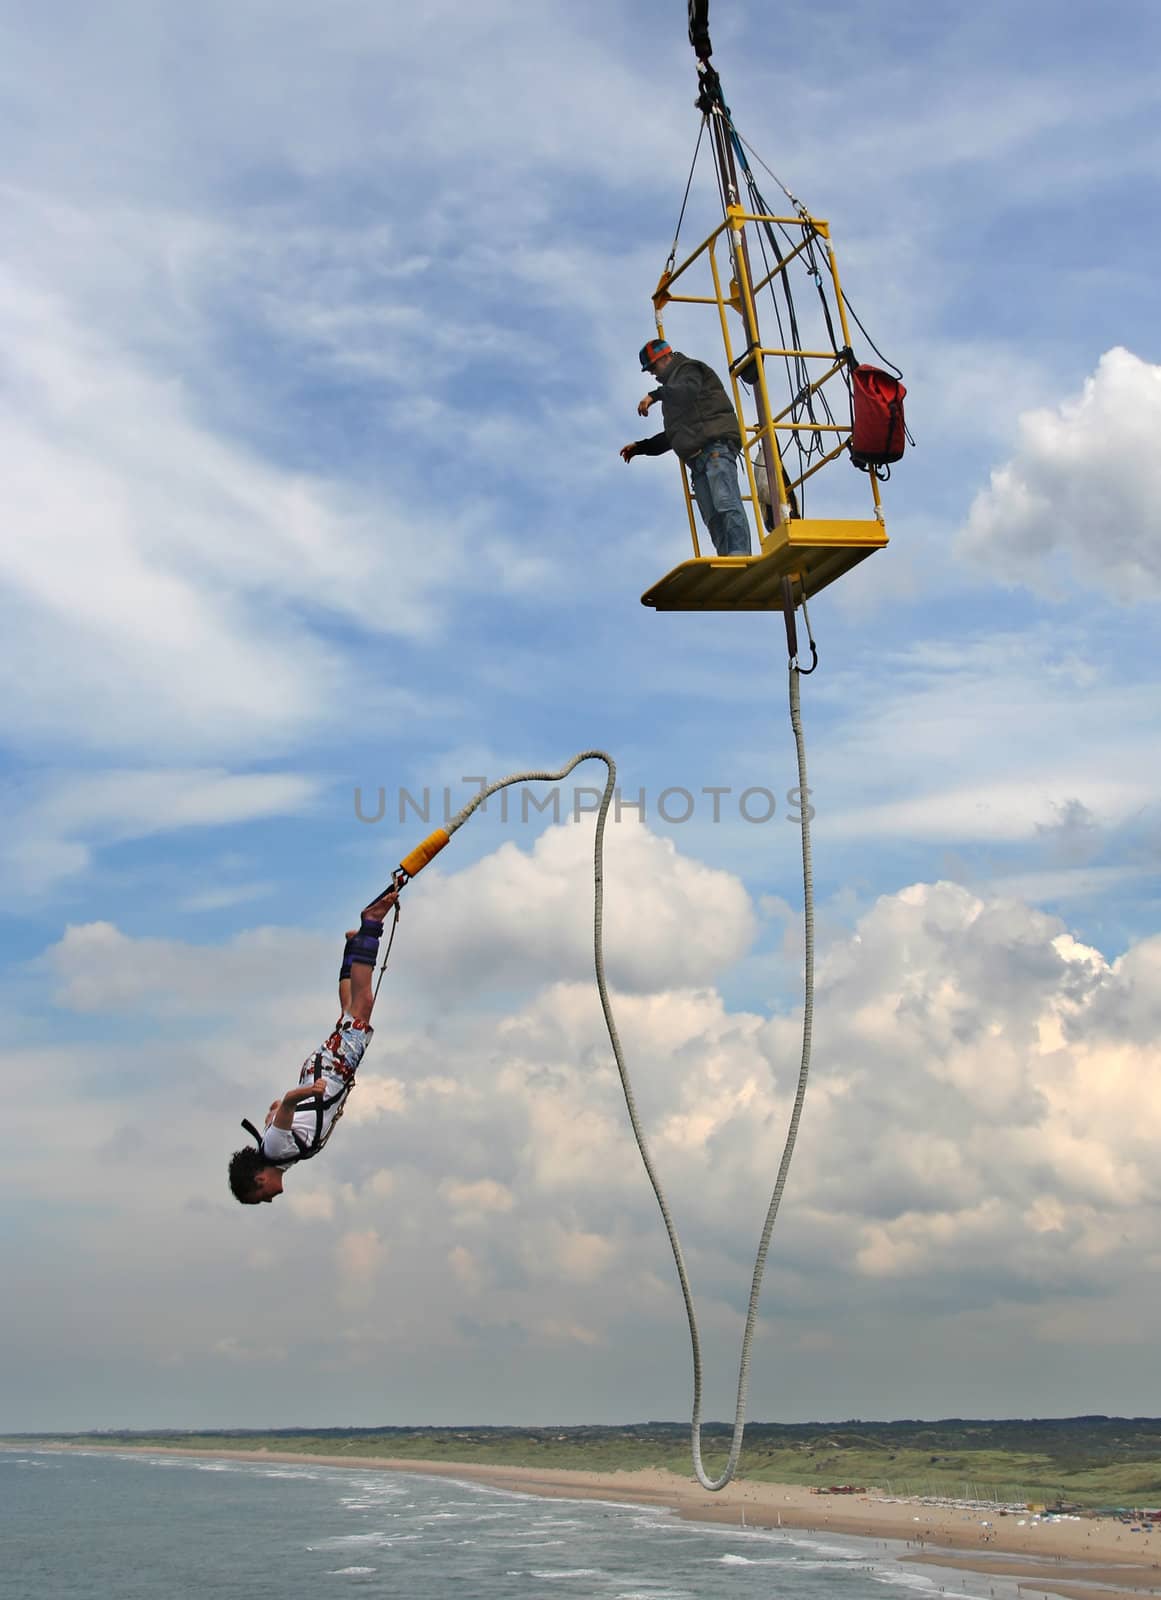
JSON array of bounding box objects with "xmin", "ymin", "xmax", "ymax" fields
[
  {"xmin": 616, "ymin": 1591, "xmax": 694, "ymax": 1599},
  {"xmin": 787, "ymin": 1539, "xmax": 865, "ymax": 1559},
  {"xmin": 316, "ymin": 1531, "xmax": 393, "ymax": 1548},
  {"xmin": 528, "ymin": 1569, "xmax": 602, "ymax": 1579},
  {"xmin": 715, "ymin": 1549, "xmax": 826, "ymax": 1567},
  {"xmin": 780, "ymin": 1556, "xmax": 873, "ymax": 1571},
  {"xmin": 869, "ymin": 1568, "xmax": 941, "ymax": 1591},
  {"xmin": 340, "ymin": 1480, "xmax": 409, "ymax": 1495}
]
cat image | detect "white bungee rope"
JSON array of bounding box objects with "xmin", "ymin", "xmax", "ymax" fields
[{"xmin": 380, "ymin": 666, "xmax": 815, "ymax": 1492}]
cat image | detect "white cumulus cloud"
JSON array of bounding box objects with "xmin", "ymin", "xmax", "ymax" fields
[
  {"xmin": 958, "ymin": 347, "xmax": 1161, "ymax": 599},
  {"xmin": 402, "ymin": 818, "xmax": 758, "ymax": 995},
  {"xmin": 11, "ymin": 853, "xmax": 1161, "ymax": 1421}
]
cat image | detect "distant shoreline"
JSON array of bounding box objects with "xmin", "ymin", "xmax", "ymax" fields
[{"xmin": 18, "ymin": 1442, "xmax": 1161, "ymax": 1600}]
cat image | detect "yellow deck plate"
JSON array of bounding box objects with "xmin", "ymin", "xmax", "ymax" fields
[{"xmin": 640, "ymin": 518, "xmax": 888, "ymax": 612}]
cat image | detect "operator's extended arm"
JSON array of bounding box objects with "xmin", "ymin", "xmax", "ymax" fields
[{"xmin": 620, "ymin": 431, "xmax": 672, "ymax": 462}]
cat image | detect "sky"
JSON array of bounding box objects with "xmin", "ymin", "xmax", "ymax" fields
[{"xmin": 3, "ymin": 0, "xmax": 1161, "ymax": 1436}]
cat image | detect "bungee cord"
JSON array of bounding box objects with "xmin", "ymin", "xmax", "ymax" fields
[{"xmin": 370, "ymin": 710, "xmax": 816, "ymax": 1491}]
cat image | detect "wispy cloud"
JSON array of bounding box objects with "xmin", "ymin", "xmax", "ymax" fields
[{"xmin": 1, "ymin": 769, "xmax": 320, "ymax": 895}]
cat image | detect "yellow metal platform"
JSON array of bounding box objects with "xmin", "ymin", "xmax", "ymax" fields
[{"xmin": 641, "ymin": 518, "xmax": 887, "ymax": 612}]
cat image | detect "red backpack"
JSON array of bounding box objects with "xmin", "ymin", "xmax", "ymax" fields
[{"xmin": 850, "ymin": 364, "xmax": 908, "ymax": 470}]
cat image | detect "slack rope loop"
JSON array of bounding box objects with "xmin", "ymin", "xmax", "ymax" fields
[{"xmin": 401, "ymin": 741, "xmax": 815, "ymax": 1494}]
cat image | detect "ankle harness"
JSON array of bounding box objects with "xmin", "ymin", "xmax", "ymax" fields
[{"xmin": 339, "ymin": 916, "xmax": 383, "ymax": 980}]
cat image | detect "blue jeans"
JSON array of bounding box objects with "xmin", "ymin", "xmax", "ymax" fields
[{"xmin": 689, "ymin": 440, "xmax": 752, "ymax": 556}]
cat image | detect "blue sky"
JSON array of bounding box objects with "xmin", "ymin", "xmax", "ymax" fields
[{"xmin": 3, "ymin": 0, "xmax": 1161, "ymax": 1435}]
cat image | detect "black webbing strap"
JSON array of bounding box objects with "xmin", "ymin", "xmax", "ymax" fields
[
  {"xmin": 688, "ymin": 0, "xmax": 712, "ymax": 60},
  {"xmin": 302, "ymin": 1053, "xmax": 327, "ymax": 1155},
  {"xmin": 241, "ymin": 1053, "xmax": 337, "ymax": 1165},
  {"xmin": 781, "ymin": 577, "xmax": 799, "ymax": 660}
]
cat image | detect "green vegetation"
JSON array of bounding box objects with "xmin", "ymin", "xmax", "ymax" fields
[{"xmin": 7, "ymin": 1418, "xmax": 1161, "ymax": 1509}]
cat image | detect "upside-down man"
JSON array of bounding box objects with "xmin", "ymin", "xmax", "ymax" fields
[{"xmin": 227, "ymin": 887, "xmax": 400, "ymax": 1205}]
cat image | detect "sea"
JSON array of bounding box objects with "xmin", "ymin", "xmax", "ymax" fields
[{"xmin": 1, "ymin": 1448, "xmax": 1023, "ymax": 1600}]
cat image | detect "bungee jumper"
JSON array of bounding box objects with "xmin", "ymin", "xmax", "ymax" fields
[
  {"xmin": 227, "ymin": 887, "xmax": 402, "ymax": 1204},
  {"xmin": 227, "ymin": 807, "xmax": 454, "ymax": 1204}
]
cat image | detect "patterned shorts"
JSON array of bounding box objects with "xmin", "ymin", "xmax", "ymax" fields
[{"xmin": 298, "ymin": 1011, "xmax": 374, "ymax": 1088}]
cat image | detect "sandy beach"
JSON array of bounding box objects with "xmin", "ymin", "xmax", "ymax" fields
[{"xmin": 30, "ymin": 1444, "xmax": 1161, "ymax": 1600}]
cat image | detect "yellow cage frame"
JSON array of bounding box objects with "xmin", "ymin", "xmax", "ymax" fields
[{"xmin": 641, "ymin": 204, "xmax": 887, "ymax": 612}]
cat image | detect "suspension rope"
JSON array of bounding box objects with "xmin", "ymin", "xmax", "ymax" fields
[
  {"xmin": 687, "ymin": 59, "xmax": 845, "ymax": 501},
  {"xmin": 666, "ymin": 116, "xmax": 709, "ymax": 276},
  {"xmin": 676, "ymin": 54, "xmax": 904, "ymax": 498},
  {"xmin": 370, "ymin": 723, "xmax": 817, "ymax": 1493},
  {"xmin": 840, "ymin": 288, "xmax": 903, "ymax": 378},
  {"xmin": 731, "ymin": 126, "xmax": 806, "ymax": 215},
  {"xmin": 724, "ymin": 118, "xmax": 838, "ymax": 492},
  {"xmin": 731, "ymin": 117, "xmax": 905, "ymax": 385}
]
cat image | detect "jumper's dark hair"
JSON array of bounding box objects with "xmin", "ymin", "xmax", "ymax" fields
[{"xmin": 228, "ymin": 1146, "xmax": 269, "ymax": 1205}]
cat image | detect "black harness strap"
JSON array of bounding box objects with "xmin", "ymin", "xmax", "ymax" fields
[{"xmin": 240, "ymin": 1052, "xmax": 349, "ymax": 1166}]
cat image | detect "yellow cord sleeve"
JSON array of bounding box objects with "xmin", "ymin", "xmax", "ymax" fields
[{"xmin": 398, "ymin": 828, "xmax": 450, "ymax": 879}]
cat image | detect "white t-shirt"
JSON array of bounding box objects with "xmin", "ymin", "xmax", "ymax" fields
[{"xmin": 260, "ymin": 1077, "xmax": 352, "ymax": 1167}]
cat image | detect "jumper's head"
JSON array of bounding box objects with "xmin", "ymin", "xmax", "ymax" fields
[
  {"xmin": 228, "ymin": 1147, "xmax": 285, "ymax": 1205},
  {"xmin": 639, "ymin": 338, "xmax": 672, "ymax": 373}
]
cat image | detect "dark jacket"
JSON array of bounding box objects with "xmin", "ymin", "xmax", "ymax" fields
[{"xmin": 632, "ymin": 351, "xmax": 741, "ymax": 462}]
